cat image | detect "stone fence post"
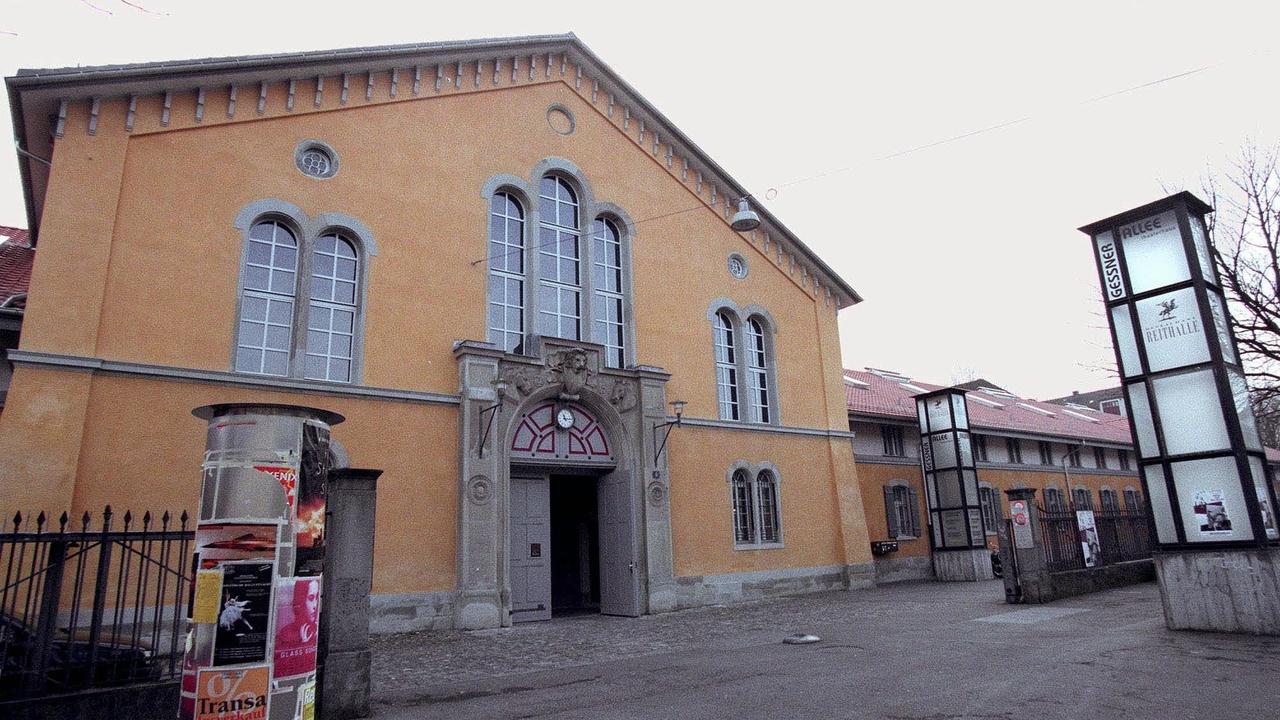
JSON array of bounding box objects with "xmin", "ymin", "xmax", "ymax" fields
[
  {"xmin": 1002, "ymin": 488, "xmax": 1052, "ymax": 603},
  {"xmin": 318, "ymin": 468, "xmax": 382, "ymax": 720}
]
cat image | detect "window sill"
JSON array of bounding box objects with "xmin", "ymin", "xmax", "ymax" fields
[
  {"xmin": 892, "ymin": 535, "xmax": 919, "ymax": 542},
  {"xmin": 734, "ymin": 542, "xmax": 785, "ymax": 551}
]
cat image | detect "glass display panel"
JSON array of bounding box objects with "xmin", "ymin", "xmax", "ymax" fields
[
  {"xmin": 1206, "ymin": 291, "xmax": 1237, "ymax": 365},
  {"xmin": 1141, "ymin": 464, "xmax": 1178, "ymax": 544},
  {"xmin": 924, "ymin": 395, "xmax": 953, "ymax": 433},
  {"xmin": 934, "ymin": 470, "xmax": 962, "ymax": 508},
  {"xmin": 1248, "ymin": 456, "xmax": 1279, "ymax": 540},
  {"xmin": 917, "ymin": 402, "xmax": 929, "ymax": 434},
  {"xmin": 1110, "ymin": 305, "xmax": 1142, "ymax": 378},
  {"xmin": 921, "ymin": 437, "xmax": 934, "ymax": 471},
  {"xmin": 1187, "ymin": 213, "xmax": 1215, "ymax": 286},
  {"xmin": 1094, "ymin": 230, "xmax": 1127, "ymax": 301},
  {"xmin": 968, "ymin": 508, "xmax": 985, "ymax": 545},
  {"xmin": 963, "ymin": 470, "xmax": 979, "ymax": 507},
  {"xmin": 1135, "ymin": 287, "xmax": 1209, "ymax": 373},
  {"xmin": 931, "ymin": 514, "xmax": 943, "ymax": 547},
  {"xmin": 950, "ymin": 394, "xmax": 969, "ymax": 429},
  {"xmin": 931, "ymin": 434, "xmax": 957, "ymax": 471},
  {"xmin": 1228, "ymin": 368, "xmax": 1263, "ymax": 451},
  {"xmin": 940, "ymin": 509, "xmax": 968, "ymax": 547},
  {"xmin": 925, "ymin": 472, "xmax": 937, "ymax": 509},
  {"xmin": 1124, "ymin": 382, "xmax": 1160, "ymax": 458},
  {"xmin": 1170, "ymin": 457, "xmax": 1255, "ymax": 543},
  {"xmin": 1152, "ymin": 369, "xmax": 1231, "ymax": 455},
  {"xmin": 1120, "ymin": 209, "xmax": 1190, "ymax": 294},
  {"xmin": 956, "ymin": 431, "xmax": 973, "ymax": 467}
]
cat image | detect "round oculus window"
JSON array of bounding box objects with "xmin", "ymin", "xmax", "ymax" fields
[
  {"xmin": 295, "ymin": 141, "xmax": 338, "ymax": 179},
  {"xmin": 546, "ymin": 105, "xmax": 576, "ymax": 136},
  {"xmin": 727, "ymin": 253, "xmax": 749, "ymax": 279}
]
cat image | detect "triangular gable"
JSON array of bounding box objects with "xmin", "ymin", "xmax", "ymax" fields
[{"xmin": 6, "ymin": 34, "xmax": 860, "ymax": 308}]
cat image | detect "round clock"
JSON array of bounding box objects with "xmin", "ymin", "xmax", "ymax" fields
[{"xmin": 556, "ymin": 408, "xmax": 575, "ymax": 429}]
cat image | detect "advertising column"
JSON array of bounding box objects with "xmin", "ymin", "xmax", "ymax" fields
[
  {"xmin": 1080, "ymin": 192, "xmax": 1280, "ymax": 634},
  {"xmin": 181, "ymin": 403, "xmax": 343, "ymax": 720},
  {"xmin": 915, "ymin": 387, "xmax": 994, "ymax": 581}
]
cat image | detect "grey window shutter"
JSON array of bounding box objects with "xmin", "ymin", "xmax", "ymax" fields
[
  {"xmin": 883, "ymin": 486, "xmax": 899, "ymax": 538},
  {"xmin": 907, "ymin": 487, "xmax": 922, "ymax": 537}
]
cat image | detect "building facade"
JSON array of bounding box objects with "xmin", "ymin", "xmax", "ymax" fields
[
  {"xmin": 0, "ymin": 35, "xmax": 875, "ymax": 630},
  {"xmin": 847, "ymin": 368, "xmax": 1145, "ymax": 582}
]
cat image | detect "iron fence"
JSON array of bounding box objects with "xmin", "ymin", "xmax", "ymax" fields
[
  {"xmin": 0, "ymin": 507, "xmax": 193, "ymax": 701},
  {"xmin": 1038, "ymin": 506, "xmax": 1152, "ymax": 573}
]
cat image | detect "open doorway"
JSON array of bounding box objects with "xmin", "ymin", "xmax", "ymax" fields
[{"xmin": 549, "ymin": 474, "xmax": 600, "ymax": 615}]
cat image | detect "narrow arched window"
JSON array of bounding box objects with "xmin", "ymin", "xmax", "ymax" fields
[
  {"xmin": 713, "ymin": 312, "xmax": 739, "ymax": 420},
  {"xmin": 746, "ymin": 318, "xmax": 770, "ymax": 423},
  {"xmin": 1044, "ymin": 487, "xmax": 1065, "ymax": 513},
  {"xmin": 538, "ymin": 176, "xmax": 581, "ymax": 340},
  {"xmin": 1072, "ymin": 487, "xmax": 1094, "ymax": 511},
  {"xmin": 757, "ymin": 470, "xmax": 780, "ymax": 543},
  {"xmin": 591, "ymin": 217, "xmax": 625, "ymax": 367},
  {"xmin": 1099, "ymin": 488, "xmax": 1119, "ymax": 514},
  {"xmin": 1123, "ymin": 488, "xmax": 1142, "ymax": 512},
  {"xmin": 731, "ymin": 469, "xmax": 755, "ymax": 544},
  {"xmin": 487, "ymin": 192, "xmax": 525, "ymax": 352},
  {"xmin": 305, "ymin": 233, "xmax": 358, "ymax": 382},
  {"xmin": 236, "ymin": 220, "xmax": 298, "ymax": 376}
]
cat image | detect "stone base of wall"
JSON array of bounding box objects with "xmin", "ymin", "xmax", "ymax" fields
[
  {"xmin": 369, "ymin": 590, "xmax": 455, "ymax": 634},
  {"xmin": 666, "ymin": 564, "xmax": 854, "ymax": 610},
  {"xmin": 1021, "ymin": 559, "xmax": 1155, "ymax": 603},
  {"xmin": 874, "ymin": 554, "xmax": 935, "ymax": 584},
  {"xmin": 933, "ymin": 548, "xmax": 994, "ymax": 582},
  {"xmin": 1154, "ymin": 547, "xmax": 1280, "ymax": 635},
  {"xmin": 0, "ymin": 680, "xmax": 178, "ymax": 720}
]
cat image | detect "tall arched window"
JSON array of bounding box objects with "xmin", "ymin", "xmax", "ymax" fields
[
  {"xmin": 538, "ymin": 176, "xmax": 581, "ymax": 340},
  {"xmin": 731, "ymin": 469, "xmax": 755, "ymax": 544},
  {"xmin": 714, "ymin": 312, "xmax": 739, "ymax": 420},
  {"xmin": 306, "ymin": 233, "xmax": 359, "ymax": 382},
  {"xmin": 1123, "ymin": 487, "xmax": 1142, "ymax": 512},
  {"xmin": 1099, "ymin": 487, "xmax": 1119, "ymax": 514},
  {"xmin": 746, "ymin": 318, "xmax": 770, "ymax": 423},
  {"xmin": 591, "ymin": 217, "xmax": 625, "ymax": 367},
  {"xmin": 233, "ymin": 205, "xmax": 371, "ymax": 384},
  {"xmin": 757, "ymin": 470, "xmax": 781, "ymax": 543},
  {"xmin": 1043, "ymin": 487, "xmax": 1066, "ymax": 513},
  {"xmin": 237, "ymin": 220, "xmax": 299, "ymax": 376},
  {"xmin": 487, "ymin": 192, "xmax": 525, "ymax": 352},
  {"xmin": 1072, "ymin": 487, "xmax": 1094, "ymax": 511}
]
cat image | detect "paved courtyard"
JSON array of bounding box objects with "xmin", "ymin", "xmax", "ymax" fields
[{"xmin": 369, "ymin": 580, "xmax": 1279, "ymax": 719}]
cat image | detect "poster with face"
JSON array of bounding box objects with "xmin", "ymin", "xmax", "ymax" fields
[
  {"xmin": 212, "ymin": 561, "xmax": 273, "ymax": 666},
  {"xmin": 1076, "ymin": 511, "xmax": 1101, "ymax": 568},
  {"xmin": 294, "ymin": 423, "xmax": 332, "ymax": 577},
  {"xmin": 1193, "ymin": 489, "xmax": 1233, "ymax": 535},
  {"xmin": 273, "ymin": 576, "xmax": 322, "ymax": 679}
]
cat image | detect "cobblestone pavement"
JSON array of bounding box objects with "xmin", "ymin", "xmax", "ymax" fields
[{"xmin": 369, "ymin": 580, "xmax": 1280, "ymax": 719}]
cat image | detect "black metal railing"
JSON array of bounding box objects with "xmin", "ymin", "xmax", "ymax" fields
[
  {"xmin": 0, "ymin": 507, "xmax": 193, "ymax": 701},
  {"xmin": 1038, "ymin": 507, "xmax": 1152, "ymax": 573}
]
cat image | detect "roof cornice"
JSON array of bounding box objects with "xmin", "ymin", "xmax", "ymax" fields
[{"xmin": 6, "ymin": 34, "xmax": 861, "ymax": 308}]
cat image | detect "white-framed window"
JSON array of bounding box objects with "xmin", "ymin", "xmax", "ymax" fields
[
  {"xmin": 487, "ymin": 191, "xmax": 525, "ymax": 353},
  {"xmin": 1044, "ymin": 487, "xmax": 1066, "ymax": 512},
  {"xmin": 731, "ymin": 466, "xmax": 783, "ymax": 547},
  {"xmin": 590, "ymin": 218, "xmax": 625, "ymax": 367},
  {"xmin": 714, "ymin": 311, "xmax": 739, "ymax": 420},
  {"xmin": 973, "ymin": 434, "xmax": 989, "ymax": 462},
  {"xmin": 979, "ymin": 484, "xmax": 1001, "ymax": 533},
  {"xmin": 1099, "ymin": 398, "xmax": 1124, "ymax": 415},
  {"xmin": 883, "ymin": 482, "xmax": 921, "ymax": 539},
  {"xmin": 1072, "ymin": 487, "xmax": 1094, "ymax": 511},
  {"xmin": 1006, "ymin": 437, "xmax": 1023, "ymax": 464},
  {"xmin": 881, "ymin": 425, "xmax": 905, "ymax": 457},
  {"xmin": 1118, "ymin": 449, "xmax": 1132, "ymax": 471},
  {"xmin": 1123, "ymin": 487, "xmax": 1142, "ymax": 512},
  {"xmin": 1093, "ymin": 447, "xmax": 1108, "ymax": 469},
  {"xmin": 1038, "ymin": 441, "xmax": 1054, "ymax": 465},
  {"xmin": 234, "ymin": 216, "xmax": 366, "ymax": 383},
  {"xmin": 537, "ymin": 176, "xmax": 582, "ymax": 341},
  {"xmin": 746, "ymin": 318, "xmax": 771, "ymax": 423}
]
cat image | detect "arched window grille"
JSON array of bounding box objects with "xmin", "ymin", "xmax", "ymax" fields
[
  {"xmin": 757, "ymin": 470, "xmax": 781, "ymax": 543},
  {"xmin": 1044, "ymin": 487, "xmax": 1066, "ymax": 513},
  {"xmin": 487, "ymin": 192, "xmax": 525, "ymax": 353},
  {"xmin": 591, "ymin": 217, "xmax": 625, "ymax": 367},
  {"xmin": 1123, "ymin": 487, "xmax": 1143, "ymax": 512},
  {"xmin": 537, "ymin": 176, "xmax": 581, "ymax": 340},
  {"xmin": 236, "ymin": 220, "xmax": 299, "ymax": 376},
  {"xmin": 731, "ymin": 469, "xmax": 755, "ymax": 544},
  {"xmin": 1072, "ymin": 487, "xmax": 1094, "ymax": 511},
  {"xmin": 714, "ymin": 312, "xmax": 740, "ymax": 420},
  {"xmin": 1099, "ymin": 487, "xmax": 1120, "ymax": 513},
  {"xmin": 746, "ymin": 317, "xmax": 771, "ymax": 423}
]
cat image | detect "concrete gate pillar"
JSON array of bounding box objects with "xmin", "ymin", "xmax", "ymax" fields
[
  {"xmin": 318, "ymin": 468, "xmax": 382, "ymax": 720},
  {"xmin": 1000, "ymin": 488, "xmax": 1052, "ymax": 603}
]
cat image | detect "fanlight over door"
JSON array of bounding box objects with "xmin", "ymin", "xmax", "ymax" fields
[{"xmin": 510, "ymin": 402, "xmax": 614, "ymax": 466}]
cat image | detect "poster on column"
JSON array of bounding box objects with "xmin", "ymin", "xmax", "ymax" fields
[
  {"xmin": 195, "ymin": 664, "xmax": 270, "ymax": 720},
  {"xmin": 1076, "ymin": 511, "xmax": 1101, "ymax": 568},
  {"xmin": 272, "ymin": 576, "xmax": 321, "ymax": 679},
  {"xmin": 294, "ymin": 424, "xmax": 332, "ymax": 577},
  {"xmin": 1193, "ymin": 489, "xmax": 1233, "ymax": 535},
  {"xmin": 212, "ymin": 561, "xmax": 273, "ymax": 666}
]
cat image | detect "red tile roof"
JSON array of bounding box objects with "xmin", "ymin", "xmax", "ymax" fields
[
  {"xmin": 844, "ymin": 368, "xmax": 1135, "ymax": 445},
  {"xmin": 0, "ymin": 226, "xmax": 33, "ymax": 307}
]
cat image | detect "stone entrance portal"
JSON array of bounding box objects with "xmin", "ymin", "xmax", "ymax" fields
[{"xmin": 453, "ymin": 337, "xmax": 674, "ymax": 629}]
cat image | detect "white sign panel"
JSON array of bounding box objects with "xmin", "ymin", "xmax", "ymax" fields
[
  {"xmin": 1135, "ymin": 287, "xmax": 1209, "ymax": 373},
  {"xmin": 1118, "ymin": 210, "xmax": 1190, "ymax": 294},
  {"xmin": 1076, "ymin": 510, "xmax": 1101, "ymax": 568},
  {"xmin": 1094, "ymin": 230, "xmax": 1127, "ymax": 300}
]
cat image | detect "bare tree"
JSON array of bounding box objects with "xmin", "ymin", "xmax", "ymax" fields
[{"xmin": 1203, "ymin": 142, "xmax": 1280, "ymax": 443}]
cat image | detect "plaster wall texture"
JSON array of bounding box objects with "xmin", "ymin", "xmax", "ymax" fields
[{"xmin": 1154, "ymin": 548, "xmax": 1280, "ymax": 635}]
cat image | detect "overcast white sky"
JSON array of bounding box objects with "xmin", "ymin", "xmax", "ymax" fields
[{"xmin": 2, "ymin": 1, "xmax": 1277, "ymax": 399}]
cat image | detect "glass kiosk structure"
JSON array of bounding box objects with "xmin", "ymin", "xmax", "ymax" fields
[
  {"xmin": 1080, "ymin": 191, "xmax": 1280, "ymax": 634},
  {"xmin": 916, "ymin": 387, "xmax": 993, "ymax": 581}
]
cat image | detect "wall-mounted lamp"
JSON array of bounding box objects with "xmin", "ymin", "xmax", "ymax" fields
[
  {"xmin": 730, "ymin": 198, "xmax": 761, "ymax": 232},
  {"xmin": 477, "ymin": 378, "xmax": 509, "ymax": 458},
  {"xmin": 652, "ymin": 399, "xmax": 687, "ymax": 465}
]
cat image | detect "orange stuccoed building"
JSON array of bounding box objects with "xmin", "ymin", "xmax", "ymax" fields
[{"xmin": 0, "ymin": 35, "xmax": 873, "ymax": 629}]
